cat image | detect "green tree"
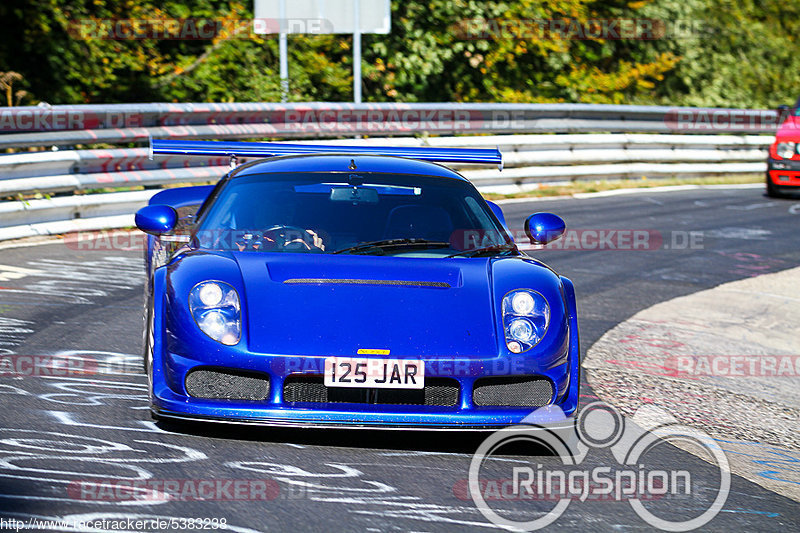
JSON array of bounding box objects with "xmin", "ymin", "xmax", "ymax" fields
[
  {"xmin": 609, "ymin": 0, "xmax": 800, "ymax": 108},
  {"xmin": 0, "ymin": 0, "xmax": 795, "ymax": 108},
  {"xmin": 0, "ymin": 0, "xmax": 351, "ymax": 103},
  {"xmin": 361, "ymin": 0, "xmax": 678, "ymax": 103}
]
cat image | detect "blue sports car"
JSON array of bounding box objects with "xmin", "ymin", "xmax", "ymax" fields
[{"xmin": 135, "ymin": 139, "xmax": 580, "ymax": 429}]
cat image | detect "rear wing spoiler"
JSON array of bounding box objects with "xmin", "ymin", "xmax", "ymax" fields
[{"xmin": 150, "ymin": 139, "xmax": 503, "ymax": 170}]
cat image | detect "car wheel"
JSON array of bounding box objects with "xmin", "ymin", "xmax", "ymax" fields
[
  {"xmin": 143, "ymin": 294, "xmax": 154, "ymax": 376},
  {"xmin": 766, "ymin": 177, "xmax": 785, "ymax": 198},
  {"xmin": 143, "ymin": 294, "xmax": 158, "ymax": 424}
]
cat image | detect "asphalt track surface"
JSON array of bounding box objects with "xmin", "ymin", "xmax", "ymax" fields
[{"xmin": 0, "ymin": 185, "xmax": 798, "ymax": 532}]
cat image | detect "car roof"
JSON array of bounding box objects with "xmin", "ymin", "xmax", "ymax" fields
[{"xmin": 230, "ymin": 154, "xmax": 470, "ymax": 182}]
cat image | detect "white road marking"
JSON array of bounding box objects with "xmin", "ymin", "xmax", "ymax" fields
[
  {"xmin": 0, "ymin": 264, "xmax": 43, "ymax": 282},
  {"xmin": 0, "ymin": 257, "xmax": 143, "ymax": 304},
  {"xmin": 0, "ymin": 317, "xmax": 35, "ymax": 346},
  {"xmin": 0, "ymin": 237, "xmax": 63, "ymax": 252},
  {"xmin": 46, "ymin": 411, "xmax": 166, "ymax": 433},
  {"xmin": 0, "ymin": 384, "xmax": 30, "ymax": 396},
  {"xmin": 705, "ymin": 227, "xmax": 772, "ymax": 240},
  {"xmin": 642, "ymin": 196, "xmax": 663, "ymax": 206},
  {"xmin": 726, "ymin": 201, "xmax": 777, "ymax": 211}
]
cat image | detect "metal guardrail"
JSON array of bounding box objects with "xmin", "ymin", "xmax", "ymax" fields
[
  {"xmin": 0, "ymin": 102, "xmax": 781, "ymax": 146},
  {"xmin": 0, "ymin": 103, "xmax": 778, "ymax": 241}
]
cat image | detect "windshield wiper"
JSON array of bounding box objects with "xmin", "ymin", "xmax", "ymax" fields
[
  {"xmin": 446, "ymin": 243, "xmax": 519, "ymax": 258},
  {"xmin": 333, "ymin": 238, "xmax": 451, "ymax": 255}
]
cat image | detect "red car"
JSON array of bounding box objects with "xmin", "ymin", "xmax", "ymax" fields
[{"xmin": 767, "ymin": 99, "xmax": 800, "ymax": 197}]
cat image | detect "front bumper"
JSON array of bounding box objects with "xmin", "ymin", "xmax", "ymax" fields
[
  {"xmin": 151, "ymin": 405, "xmax": 577, "ymax": 431},
  {"xmin": 151, "ymin": 351, "xmax": 580, "ymax": 429},
  {"xmin": 767, "ymin": 157, "xmax": 800, "ymax": 188}
]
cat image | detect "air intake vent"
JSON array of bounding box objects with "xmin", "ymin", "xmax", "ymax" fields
[
  {"xmin": 283, "ymin": 375, "xmax": 459, "ymax": 406},
  {"xmin": 283, "ymin": 278, "xmax": 450, "ymax": 288},
  {"xmin": 185, "ymin": 368, "xmax": 270, "ymax": 401},
  {"xmin": 473, "ymin": 376, "xmax": 553, "ymax": 407}
]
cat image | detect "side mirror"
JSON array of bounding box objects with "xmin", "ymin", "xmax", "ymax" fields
[
  {"xmin": 524, "ymin": 212, "xmax": 566, "ymax": 245},
  {"xmin": 777, "ymin": 104, "xmax": 793, "ymax": 124},
  {"xmin": 135, "ymin": 204, "xmax": 177, "ymax": 235}
]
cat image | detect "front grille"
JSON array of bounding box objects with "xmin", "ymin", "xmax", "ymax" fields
[
  {"xmin": 283, "ymin": 375, "xmax": 459, "ymax": 406},
  {"xmin": 185, "ymin": 368, "xmax": 270, "ymax": 401},
  {"xmin": 472, "ymin": 376, "xmax": 553, "ymax": 407}
]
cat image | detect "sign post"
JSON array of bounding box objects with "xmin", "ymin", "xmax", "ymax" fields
[
  {"xmin": 254, "ymin": 0, "xmax": 390, "ymax": 103},
  {"xmin": 278, "ymin": 0, "xmax": 288, "ymax": 101},
  {"xmin": 353, "ymin": 0, "xmax": 361, "ymax": 103}
]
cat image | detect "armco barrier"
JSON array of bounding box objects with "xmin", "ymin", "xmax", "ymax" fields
[{"xmin": 0, "ymin": 103, "xmax": 779, "ymax": 241}]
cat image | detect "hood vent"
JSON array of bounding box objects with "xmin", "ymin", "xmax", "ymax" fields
[{"xmin": 283, "ymin": 278, "xmax": 450, "ymax": 288}]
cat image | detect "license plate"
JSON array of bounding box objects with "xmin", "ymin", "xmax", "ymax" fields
[{"xmin": 324, "ymin": 357, "xmax": 425, "ymax": 389}]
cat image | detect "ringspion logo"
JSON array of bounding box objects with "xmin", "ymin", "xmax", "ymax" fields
[{"xmin": 467, "ymin": 402, "xmax": 730, "ymax": 531}]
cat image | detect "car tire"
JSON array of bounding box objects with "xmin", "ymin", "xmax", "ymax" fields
[
  {"xmin": 143, "ymin": 294, "xmax": 160, "ymax": 423},
  {"xmin": 143, "ymin": 294, "xmax": 153, "ymax": 375},
  {"xmin": 766, "ymin": 177, "xmax": 785, "ymax": 198}
]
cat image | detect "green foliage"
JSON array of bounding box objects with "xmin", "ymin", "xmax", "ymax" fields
[
  {"xmin": 598, "ymin": 0, "xmax": 800, "ymax": 108},
  {"xmin": 361, "ymin": 0, "xmax": 678, "ymax": 103},
  {"xmin": 0, "ymin": 0, "xmax": 794, "ymax": 107},
  {"xmin": 0, "ymin": 0, "xmax": 351, "ymax": 103},
  {"xmin": 658, "ymin": 0, "xmax": 800, "ymax": 108}
]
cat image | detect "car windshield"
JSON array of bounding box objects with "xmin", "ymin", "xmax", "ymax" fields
[{"xmin": 193, "ymin": 171, "xmax": 514, "ymax": 257}]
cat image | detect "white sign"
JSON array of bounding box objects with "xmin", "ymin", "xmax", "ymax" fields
[{"xmin": 254, "ymin": 0, "xmax": 391, "ymax": 34}]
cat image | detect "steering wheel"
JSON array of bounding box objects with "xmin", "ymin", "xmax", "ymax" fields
[{"xmin": 262, "ymin": 225, "xmax": 325, "ymax": 251}]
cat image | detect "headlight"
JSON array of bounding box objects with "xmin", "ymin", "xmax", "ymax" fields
[
  {"xmin": 502, "ymin": 289, "xmax": 550, "ymax": 353},
  {"xmin": 189, "ymin": 281, "xmax": 241, "ymax": 345},
  {"xmin": 198, "ymin": 282, "xmax": 223, "ymax": 306},
  {"xmin": 776, "ymin": 142, "xmax": 796, "ymax": 159},
  {"xmin": 509, "ymin": 318, "xmax": 534, "ymax": 342},
  {"xmin": 511, "ymin": 291, "xmax": 535, "ymax": 315}
]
